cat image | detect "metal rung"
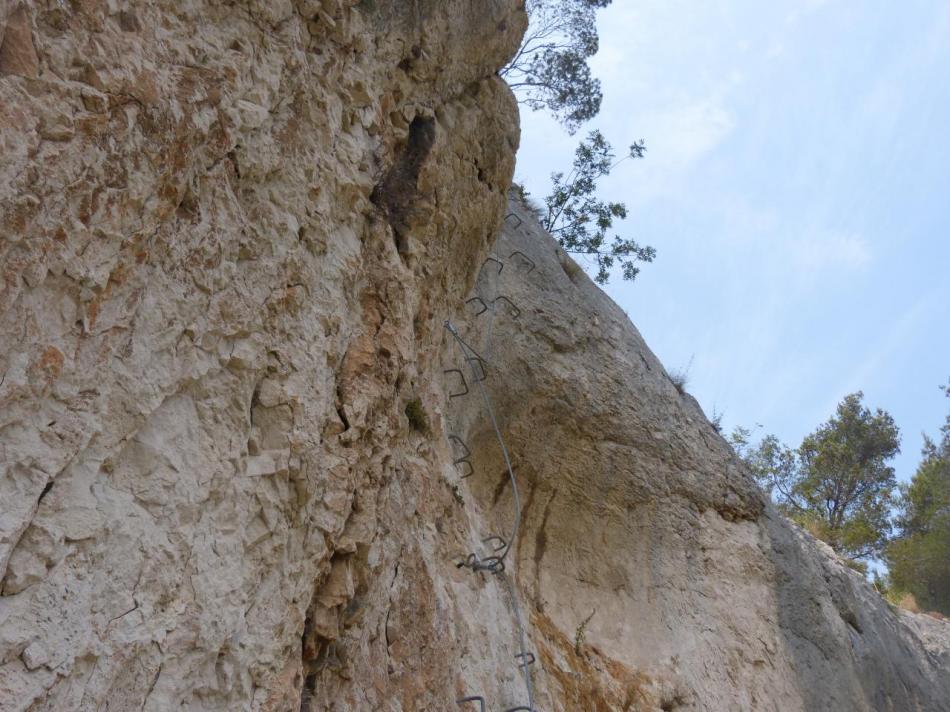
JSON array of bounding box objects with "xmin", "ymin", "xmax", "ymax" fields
[
  {"xmin": 456, "ymin": 697, "xmax": 486, "ymax": 712},
  {"xmin": 465, "ymin": 355, "xmax": 488, "ymax": 382},
  {"xmin": 465, "ymin": 296, "xmax": 488, "ymax": 316},
  {"xmin": 443, "ymin": 369, "xmax": 469, "ymax": 398},
  {"xmin": 448, "ymin": 435, "xmax": 474, "ymax": 478},
  {"xmin": 481, "ymin": 256, "xmax": 504, "ymax": 275},
  {"xmin": 508, "ymin": 251, "xmax": 536, "ymax": 274},
  {"xmin": 492, "ymin": 296, "xmax": 520, "ymax": 318},
  {"xmin": 504, "ymin": 212, "xmax": 523, "ymax": 228},
  {"xmin": 515, "ymin": 651, "xmax": 536, "ymax": 666}
]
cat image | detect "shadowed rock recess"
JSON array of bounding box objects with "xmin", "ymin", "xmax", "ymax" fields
[{"xmin": 0, "ymin": 2, "xmax": 946, "ymax": 711}]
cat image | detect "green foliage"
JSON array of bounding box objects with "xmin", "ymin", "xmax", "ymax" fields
[
  {"xmin": 843, "ymin": 557, "xmax": 869, "ymax": 576},
  {"xmin": 885, "ymin": 381, "xmax": 950, "ymax": 615},
  {"xmin": 542, "ymin": 130, "xmax": 654, "ymax": 284},
  {"xmin": 736, "ymin": 392, "xmax": 900, "ymax": 561},
  {"xmin": 404, "ymin": 398, "xmax": 429, "ymax": 434},
  {"xmin": 574, "ymin": 608, "xmax": 596, "ymax": 654},
  {"xmin": 667, "ymin": 355, "xmax": 693, "ymax": 395},
  {"xmin": 511, "ymin": 181, "xmax": 545, "ymax": 220},
  {"xmin": 502, "ymin": 0, "xmax": 612, "ymax": 132},
  {"xmin": 511, "ymin": 181, "xmax": 531, "ymax": 204},
  {"xmin": 669, "ymin": 370, "xmax": 688, "ymax": 394}
]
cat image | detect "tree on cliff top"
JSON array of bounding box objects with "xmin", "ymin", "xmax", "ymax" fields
[
  {"xmin": 541, "ymin": 130, "xmax": 654, "ymax": 284},
  {"xmin": 501, "ymin": 0, "xmax": 612, "ymax": 133},
  {"xmin": 886, "ymin": 382, "xmax": 950, "ymax": 614},
  {"xmin": 735, "ymin": 392, "xmax": 900, "ymax": 561}
]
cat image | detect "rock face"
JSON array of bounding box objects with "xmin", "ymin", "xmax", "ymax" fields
[
  {"xmin": 456, "ymin": 201, "xmax": 950, "ymax": 711},
  {"xmin": 0, "ymin": 2, "xmax": 946, "ymax": 711}
]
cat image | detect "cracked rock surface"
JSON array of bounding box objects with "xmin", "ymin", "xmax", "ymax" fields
[
  {"xmin": 1, "ymin": 1, "xmax": 525, "ymax": 708},
  {"xmin": 1, "ymin": 1, "xmax": 947, "ymax": 710}
]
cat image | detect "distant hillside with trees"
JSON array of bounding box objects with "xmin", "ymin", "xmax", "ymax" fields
[{"xmin": 731, "ymin": 384, "xmax": 949, "ymax": 616}]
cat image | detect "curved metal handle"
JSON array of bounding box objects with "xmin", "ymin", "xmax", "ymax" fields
[
  {"xmin": 504, "ymin": 212, "xmax": 523, "ymax": 228},
  {"xmin": 465, "ymin": 355, "xmax": 488, "ymax": 382},
  {"xmin": 492, "ymin": 296, "xmax": 521, "ymax": 318},
  {"xmin": 515, "ymin": 651, "xmax": 536, "ymax": 666},
  {"xmin": 443, "ymin": 369, "xmax": 469, "ymax": 398},
  {"xmin": 447, "ymin": 435, "xmax": 474, "ymax": 478},
  {"xmin": 456, "ymin": 697, "xmax": 486, "ymax": 712},
  {"xmin": 481, "ymin": 256, "xmax": 504, "ymax": 275},
  {"xmin": 465, "ymin": 296, "xmax": 488, "ymax": 316},
  {"xmin": 508, "ymin": 250, "xmax": 536, "ymax": 274}
]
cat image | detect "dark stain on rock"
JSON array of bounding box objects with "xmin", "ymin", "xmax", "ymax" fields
[{"xmin": 370, "ymin": 115, "xmax": 436, "ymax": 255}]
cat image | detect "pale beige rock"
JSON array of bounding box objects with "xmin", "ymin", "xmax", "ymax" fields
[
  {"xmin": 0, "ymin": 1, "xmax": 947, "ymax": 711},
  {"xmin": 1, "ymin": 1, "xmax": 526, "ymax": 709},
  {"xmin": 0, "ymin": 4, "xmax": 39, "ymax": 78},
  {"xmin": 442, "ymin": 196, "xmax": 950, "ymax": 711}
]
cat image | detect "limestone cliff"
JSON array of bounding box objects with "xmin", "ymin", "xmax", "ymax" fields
[
  {"xmin": 0, "ymin": 2, "xmax": 946, "ymax": 711},
  {"xmin": 459, "ymin": 199, "xmax": 950, "ymax": 711}
]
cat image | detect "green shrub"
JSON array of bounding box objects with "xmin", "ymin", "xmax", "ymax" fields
[{"xmin": 404, "ymin": 398, "xmax": 429, "ymax": 434}]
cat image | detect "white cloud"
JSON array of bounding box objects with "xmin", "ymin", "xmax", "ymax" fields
[
  {"xmin": 785, "ymin": 0, "xmax": 834, "ymax": 26},
  {"xmin": 652, "ymin": 98, "xmax": 736, "ymax": 166},
  {"xmin": 791, "ymin": 231, "xmax": 872, "ymax": 271}
]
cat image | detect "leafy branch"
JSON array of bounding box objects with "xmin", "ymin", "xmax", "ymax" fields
[
  {"xmin": 542, "ymin": 130, "xmax": 654, "ymax": 284},
  {"xmin": 501, "ymin": 0, "xmax": 612, "ymax": 133}
]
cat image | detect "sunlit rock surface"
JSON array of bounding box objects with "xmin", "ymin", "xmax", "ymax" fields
[{"xmin": 1, "ymin": 1, "xmax": 946, "ymax": 710}]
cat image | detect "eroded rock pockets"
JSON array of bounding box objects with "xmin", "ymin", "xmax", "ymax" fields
[{"xmin": 371, "ymin": 115, "xmax": 437, "ymax": 256}]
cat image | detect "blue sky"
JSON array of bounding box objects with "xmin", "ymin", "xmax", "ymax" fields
[{"xmin": 514, "ymin": 0, "xmax": 950, "ymax": 482}]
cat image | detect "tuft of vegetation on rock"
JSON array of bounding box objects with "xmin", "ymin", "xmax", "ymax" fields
[
  {"xmin": 574, "ymin": 608, "xmax": 596, "ymax": 654},
  {"xmin": 404, "ymin": 397, "xmax": 430, "ymax": 434}
]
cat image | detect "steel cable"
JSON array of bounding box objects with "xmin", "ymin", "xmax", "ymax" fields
[{"xmin": 444, "ymin": 318, "xmax": 535, "ymax": 711}]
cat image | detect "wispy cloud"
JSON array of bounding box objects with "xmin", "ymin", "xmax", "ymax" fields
[
  {"xmin": 813, "ymin": 292, "xmax": 937, "ymax": 427},
  {"xmin": 656, "ymin": 99, "xmax": 736, "ymax": 166},
  {"xmin": 791, "ymin": 231, "xmax": 872, "ymax": 271}
]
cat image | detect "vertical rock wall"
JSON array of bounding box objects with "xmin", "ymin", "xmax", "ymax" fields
[
  {"xmin": 1, "ymin": 2, "xmax": 947, "ymax": 711},
  {"xmin": 0, "ymin": 1, "xmax": 528, "ymax": 709},
  {"xmin": 446, "ymin": 197, "xmax": 950, "ymax": 711}
]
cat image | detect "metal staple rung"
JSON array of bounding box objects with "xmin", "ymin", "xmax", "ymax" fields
[
  {"xmin": 481, "ymin": 256, "xmax": 504, "ymax": 275},
  {"xmin": 456, "ymin": 696, "xmax": 486, "ymax": 712},
  {"xmin": 465, "ymin": 355, "xmax": 488, "ymax": 382},
  {"xmin": 492, "ymin": 296, "xmax": 521, "ymax": 318},
  {"xmin": 457, "ymin": 534, "xmax": 509, "ymax": 574},
  {"xmin": 508, "ymin": 251, "xmax": 536, "ymax": 274},
  {"xmin": 504, "ymin": 212, "xmax": 523, "ymax": 228},
  {"xmin": 465, "ymin": 296, "xmax": 488, "ymax": 316},
  {"xmin": 443, "ymin": 369, "xmax": 469, "ymax": 398},
  {"xmin": 447, "ymin": 435, "xmax": 475, "ymax": 478},
  {"xmin": 444, "ymin": 319, "xmax": 535, "ymax": 710},
  {"xmin": 448, "ymin": 434, "xmax": 471, "ymax": 460}
]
